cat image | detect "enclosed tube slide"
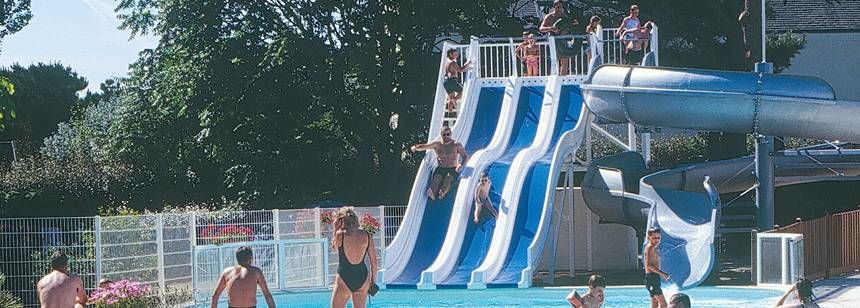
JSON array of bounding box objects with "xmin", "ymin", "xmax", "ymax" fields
[{"xmin": 580, "ymin": 65, "xmax": 860, "ymax": 288}]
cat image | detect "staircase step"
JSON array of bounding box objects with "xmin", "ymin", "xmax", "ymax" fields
[
  {"xmin": 717, "ymin": 227, "xmax": 756, "ymax": 234},
  {"xmin": 720, "ymin": 215, "xmax": 755, "ymax": 221}
]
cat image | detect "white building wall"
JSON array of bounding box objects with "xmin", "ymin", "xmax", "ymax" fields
[
  {"xmin": 537, "ymin": 188, "xmax": 638, "ymax": 273},
  {"xmin": 782, "ymin": 32, "xmax": 860, "ymax": 101}
]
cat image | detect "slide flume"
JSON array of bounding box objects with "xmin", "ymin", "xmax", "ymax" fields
[{"xmin": 580, "ymin": 64, "xmax": 860, "ymax": 289}]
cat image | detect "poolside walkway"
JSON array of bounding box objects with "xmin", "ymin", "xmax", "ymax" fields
[{"xmin": 816, "ymin": 272, "xmax": 860, "ymax": 308}]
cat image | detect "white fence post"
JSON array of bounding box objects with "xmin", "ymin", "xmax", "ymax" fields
[
  {"xmin": 378, "ymin": 206, "xmax": 386, "ymax": 264},
  {"xmin": 189, "ymin": 212, "xmax": 197, "ymax": 303},
  {"xmin": 549, "ymin": 36, "xmax": 559, "ymax": 76},
  {"xmin": 272, "ymin": 209, "xmax": 282, "ymax": 289},
  {"xmin": 155, "ymin": 214, "xmax": 166, "ymax": 299},
  {"xmin": 314, "ymin": 207, "xmax": 322, "ymax": 239},
  {"xmin": 94, "ymin": 216, "xmax": 103, "ymax": 286},
  {"xmin": 272, "ymin": 209, "xmax": 280, "ymax": 241}
]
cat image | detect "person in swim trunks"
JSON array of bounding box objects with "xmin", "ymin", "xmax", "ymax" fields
[
  {"xmin": 330, "ymin": 207, "xmax": 379, "ymax": 308},
  {"xmin": 644, "ymin": 228, "xmax": 670, "ymax": 308},
  {"xmin": 210, "ymin": 246, "xmax": 276, "ymax": 308},
  {"xmin": 473, "ymin": 172, "xmax": 499, "ymax": 224},
  {"xmin": 411, "ymin": 126, "xmax": 469, "ymax": 200},
  {"xmin": 540, "ymin": 0, "xmax": 581, "ymax": 75},
  {"xmin": 443, "ymin": 49, "xmax": 471, "ymax": 112}
]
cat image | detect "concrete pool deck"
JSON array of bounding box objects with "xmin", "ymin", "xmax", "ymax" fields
[{"xmin": 816, "ymin": 272, "xmax": 860, "ymax": 307}]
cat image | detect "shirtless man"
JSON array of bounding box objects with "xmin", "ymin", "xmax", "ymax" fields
[
  {"xmin": 540, "ymin": 0, "xmax": 580, "ymax": 75},
  {"xmin": 411, "ymin": 126, "xmax": 468, "ymax": 200},
  {"xmin": 443, "ymin": 49, "xmax": 471, "ymax": 112},
  {"xmin": 36, "ymin": 251, "xmax": 87, "ymax": 308},
  {"xmin": 473, "ymin": 172, "xmax": 498, "ymax": 224},
  {"xmin": 644, "ymin": 228, "xmax": 670, "ymax": 308},
  {"xmin": 211, "ymin": 246, "xmax": 276, "ymax": 308}
]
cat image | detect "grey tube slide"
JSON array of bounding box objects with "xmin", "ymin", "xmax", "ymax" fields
[
  {"xmin": 579, "ymin": 65, "xmax": 860, "ymax": 289},
  {"xmin": 582, "ymin": 65, "xmax": 860, "ymax": 142}
]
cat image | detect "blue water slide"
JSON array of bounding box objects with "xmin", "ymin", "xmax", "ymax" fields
[
  {"xmin": 439, "ymin": 85, "xmax": 545, "ymax": 286},
  {"xmin": 417, "ymin": 80, "xmax": 544, "ymax": 288},
  {"xmin": 488, "ymin": 85, "xmax": 584, "ymax": 286},
  {"xmin": 384, "ymin": 84, "xmax": 506, "ymax": 286}
]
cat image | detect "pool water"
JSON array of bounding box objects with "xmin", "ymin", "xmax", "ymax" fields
[{"xmin": 259, "ymin": 286, "xmax": 783, "ymax": 307}]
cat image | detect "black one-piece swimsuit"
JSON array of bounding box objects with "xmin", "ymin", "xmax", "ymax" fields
[{"xmin": 338, "ymin": 233, "xmax": 370, "ymax": 292}]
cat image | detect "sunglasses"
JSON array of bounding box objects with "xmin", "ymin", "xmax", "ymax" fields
[
  {"xmin": 481, "ymin": 178, "xmax": 488, "ymax": 182},
  {"xmin": 442, "ymin": 133, "xmax": 451, "ymax": 136}
]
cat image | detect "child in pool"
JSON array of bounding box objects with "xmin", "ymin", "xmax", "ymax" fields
[{"xmin": 567, "ymin": 274, "xmax": 606, "ymax": 307}]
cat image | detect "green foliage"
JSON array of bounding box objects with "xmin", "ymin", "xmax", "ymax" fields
[
  {"xmin": 0, "ymin": 94, "xmax": 131, "ymax": 216},
  {"xmin": 0, "ymin": 272, "xmax": 24, "ymax": 308},
  {"xmin": 0, "ymin": 0, "xmax": 31, "ymax": 44},
  {"xmin": 767, "ymin": 31, "xmax": 806, "ymax": 73},
  {"xmin": 0, "ymin": 63, "xmax": 88, "ymax": 153},
  {"xmin": 102, "ymin": 0, "xmax": 524, "ymax": 209},
  {"xmin": 0, "ymin": 76, "xmax": 14, "ymax": 130},
  {"xmin": 648, "ymin": 133, "xmax": 708, "ymax": 169}
]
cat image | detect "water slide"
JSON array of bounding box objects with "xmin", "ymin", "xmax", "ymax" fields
[
  {"xmin": 580, "ymin": 65, "xmax": 860, "ymax": 289},
  {"xmin": 381, "ymin": 72, "xmax": 511, "ymax": 285},
  {"xmin": 468, "ymin": 78, "xmax": 588, "ymax": 288},
  {"xmin": 417, "ymin": 81, "xmax": 545, "ymax": 288}
]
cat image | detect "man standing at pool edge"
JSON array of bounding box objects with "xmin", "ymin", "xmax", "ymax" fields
[
  {"xmin": 37, "ymin": 251, "xmax": 88, "ymax": 308},
  {"xmin": 211, "ymin": 246, "xmax": 276, "ymax": 308},
  {"xmin": 644, "ymin": 228, "xmax": 670, "ymax": 308},
  {"xmin": 411, "ymin": 126, "xmax": 468, "ymax": 200}
]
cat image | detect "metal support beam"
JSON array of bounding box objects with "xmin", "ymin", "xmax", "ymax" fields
[{"xmin": 755, "ymin": 62, "xmax": 775, "ymax": 231}]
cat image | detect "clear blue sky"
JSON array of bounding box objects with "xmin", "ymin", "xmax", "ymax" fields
[{"xmin": 0, "ymin": 0, "xmax": 158, "ymax": 93}]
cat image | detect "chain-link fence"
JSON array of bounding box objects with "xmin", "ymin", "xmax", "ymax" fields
[{"xmin": 0, "ymin": 206, "xmax": 405, "ymax": 307}]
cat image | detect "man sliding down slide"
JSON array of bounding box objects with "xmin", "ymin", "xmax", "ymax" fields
[{"xmin": 411, "ymin": 126, "xmax": 469, "ymax": 200}]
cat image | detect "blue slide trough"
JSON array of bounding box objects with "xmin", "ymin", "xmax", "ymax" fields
[
  {"xmin": 437, "ymin": 86, "xmax": 545, "ymax": 286},
  {"xmin": 489, "ymin": 85, "xmax": 583, "ymax": 285},
  {"xmin": 387, "ymin": 86, "xmax": 505, "ymax": 286}
]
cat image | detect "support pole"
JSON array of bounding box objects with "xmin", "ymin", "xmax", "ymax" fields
[{"xmin": 755, "ymin": 62, "xmax": 774, "ymax": 231}]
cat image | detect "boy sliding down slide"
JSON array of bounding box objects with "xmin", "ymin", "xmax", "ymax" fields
[{"xmin": 473, "ymin": 172, "xmax": 498, "ymax": 224}]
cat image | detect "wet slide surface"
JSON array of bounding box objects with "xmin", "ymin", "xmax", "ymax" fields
[
  {"xmin": 648, "ymin": 187, "xmax": 717, "ymax": 288},
  {"xmin": 389, "ymin": 87, "xmax": 505, "ymax": 286},
  {"xmin": 492, "ymin": 85, "xmax": 583, "ymax": 285},
  {"xmin": 439, "ymin": 86, "xmax": 545, "ymax": 286}
]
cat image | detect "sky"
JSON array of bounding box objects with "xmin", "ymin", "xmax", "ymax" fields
[{"xmin": 0, "ymin": 0, "xmax": 158, "ymax": 93}]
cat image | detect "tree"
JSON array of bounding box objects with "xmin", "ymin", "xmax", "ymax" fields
[
  {"xmin": 109, "ymin": 0, "xmax": 522, "ymax": 208},
  {"xmin": 0, "ymin": 0, "xmax": 32, "ymax": 47},
  {"xmin": 0, "ymin": 76, "xmax": 13, "ymax": 130},
  {"xmin": 0, "ymin": 63, "xmax": 88, "ymax": 153}
]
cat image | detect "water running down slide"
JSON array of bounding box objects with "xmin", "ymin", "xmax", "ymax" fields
[
  {"xmin": 419, "ymin": 83, "xmax": 545, "ymax": 288},
  {"xmin": 384, "ymin": 84, "xmax": 507, "ymax": 286},
  {"xmin": 580, "ymin": 65, "xmax": 860, "ymax": 289}
]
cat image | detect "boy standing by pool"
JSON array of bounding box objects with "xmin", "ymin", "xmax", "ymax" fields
[
  {"xmin": 644, "ymin": 228, "xmax": 670, "ymax": 308},
  {"xmin": 566, "ymin": 274, "xmax": 606, "ymax": 307}
]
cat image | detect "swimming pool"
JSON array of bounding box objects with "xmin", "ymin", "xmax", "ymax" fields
[{"xmin": 249, "ymin": 286, "xmax": 783, "ymax": 307}]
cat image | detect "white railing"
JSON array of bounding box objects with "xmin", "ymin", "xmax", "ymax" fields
[
  {"xmin": 459, "ymin": 26, "xmax": 659, "ymax": 81},
  {"xmin": 0, "ymin": 206, "xmax": 406, "ymax": 307}
]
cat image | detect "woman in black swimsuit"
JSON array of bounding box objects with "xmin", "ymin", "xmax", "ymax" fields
[{"xmin": 330, "ymin": 207, "xmax": 378, "ymax": 308}]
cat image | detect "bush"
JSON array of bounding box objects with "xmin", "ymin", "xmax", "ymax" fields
[
  {"xmin": 0, "ymin": 272, "xmax": 23, "ymax": 308},
  {"xmin": 89, "ymin": 280, "xmax": 151, "ymax": 308}
]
